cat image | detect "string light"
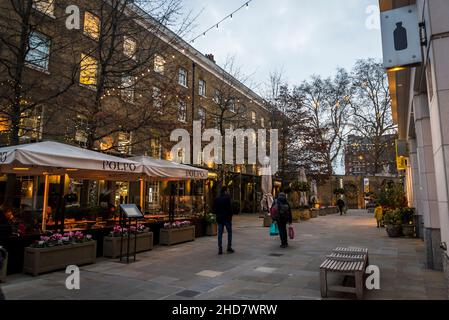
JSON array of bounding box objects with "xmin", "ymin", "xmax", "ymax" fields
[{"xmin": 190, "ymin": 1, "xmax": 254, "ymax": 44}]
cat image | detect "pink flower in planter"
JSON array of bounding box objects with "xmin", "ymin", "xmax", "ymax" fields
[{"xmin": 86, "ymin": 234, "xmax": 92, "ymax": 240}]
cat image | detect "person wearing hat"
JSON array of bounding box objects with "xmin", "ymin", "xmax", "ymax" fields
[{"xmin": 272, "ymin": 192, "xmax": 293, "ymax": 248}]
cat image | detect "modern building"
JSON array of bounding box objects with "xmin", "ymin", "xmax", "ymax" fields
[
  {"xmin": 379, "ymin": 0, "xmax": 449, "ymax": 283},
  {"xmin": 345, "ymin": 134, "xmax": 398, "ymax": 176},
  {"xmin": 0, "ymin": 0, "xmax": 276, "ymax": 213}
]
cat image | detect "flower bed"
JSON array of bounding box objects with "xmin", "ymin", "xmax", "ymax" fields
[
  {"xmin": 24, "ymin": 232, "xmax": 96, "ymax": 276},
  {"xmin": 159, "ymin": 221, "xmax": 195, "ymax": 246},
  {"xmin": 103, "ymin": 225, "xmax": 153, "ymax": 258}
]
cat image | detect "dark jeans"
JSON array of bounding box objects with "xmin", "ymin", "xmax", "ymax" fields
[
  {"xmin": 338, "ymin": 206, "xmax": 344, "ymax": 215},
  {"xmin": 278, "ymin": 221, "xmax": 288, "ymax": 246},
  {"xmin": 218, "ymin": 222, "xmax": 232, "ymax": 249}
]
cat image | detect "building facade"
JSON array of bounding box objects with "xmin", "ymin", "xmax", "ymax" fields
[
  {"xmin": 379, "ymin": 0, "xmax": 449, "ymax": 284},
  {"xmin": 345, "ymin": 134, "xmax": 398, "ymax": 177},
  {"xmin": 0, "ymin": 0, "xmax": 275, "ymax": 213}
]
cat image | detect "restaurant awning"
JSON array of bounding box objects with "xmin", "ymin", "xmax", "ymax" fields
[
  {"xmin": 129, "ymin": 156, "xmax": 208, "ymax": 181},
  {"xmin": 0, "ymin": 141, "xmax": 143, "ymax": 180}
]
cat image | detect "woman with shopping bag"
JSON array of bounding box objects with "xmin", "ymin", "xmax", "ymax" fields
[{"xmin": 270, "ymin": 193, "xmax": 293, "ymax": 248}]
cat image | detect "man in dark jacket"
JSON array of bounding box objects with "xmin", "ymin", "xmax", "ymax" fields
[
  {"xmin": 273, "ymin": 193, "xmax": 292, "ymax": 248},
  {"xmin": 337, "ymin": 198, "xmax": 346, "ymax": 215},
  {"xmin": 213, "ymin": 186, "xmax": 234, "ymax": 255}
]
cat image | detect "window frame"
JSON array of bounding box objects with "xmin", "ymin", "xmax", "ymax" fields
[
  {"xmin": 178, "ymin": 100, "xmax": 187, "ymax": 123},
  {"xmin": 25, "ymin": 31, "xmax": 51, "ymax": 72},
  {"xmin": 198, "ymin": 79, "xmax": 206, "ymax": 96},
  {"xmin": 121, "ymin": 75, "xmax": 135, "ymax": 103},
  {"xmin": 123, "ymin": 36, "xmax": 137, "ymax": 60},
  {"xmin": 83, "ymin": 11, "xmax": 100, "ymax": 41},
  {"xmin": 79, "ymin": 53, "xmax": 98, "ymax": 88},
  {"xmin": 154, "ymin": 54, "xmax": 165, "ymax": 74},
  {"xmin": 178, "ymin": 67, "xmax": 188, "ymax": 87}
]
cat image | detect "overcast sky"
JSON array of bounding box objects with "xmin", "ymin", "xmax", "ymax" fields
[{"xmin": 183, "ymin": 0, "xmax": 383, "ymax": 95}]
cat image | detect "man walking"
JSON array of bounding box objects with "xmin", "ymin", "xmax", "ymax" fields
[
  {"xmin": 337, "ymin": 198, "xmax": 346, "ymax": 216},
  {"xmin": 213, "ymin": 186, "xmax": 234, "ymax": 255},
  {"xmin": 273, "ymin": 193, "xmax": 293, "ymax": 248}
]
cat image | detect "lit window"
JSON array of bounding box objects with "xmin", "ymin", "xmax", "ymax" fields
[
  {"xmin": 34, "ymin": 0, "xmax": 54, "ymax": 16},
  {"xmin": 260, "ymin": 117, "xmax": 265, "ymax": 128},
  {"xmin": 154, "ymin": 54, "xmax": 165, "ymax": 74},
  {"xmin": 117, "ymin": 131, "xmax": 132, "ymax": 154},
  {"xmin": 26, "ymin": 31, "xmax": 51, "ymax": 71},
  {"xmin": 83, "ymin": 12, "xmax": 100, "ymax": 40},
  {"xmin": 199, "ymin": 80, "xmax": 206, "ymax": 96},
  {"xmin": 178, "ymin": 68, "xmax": 187, "ymax": 87},
  {"xmin": 121, "ymin": 75, "xmax": 135, "ymax": 103},
  {"xmin": 19, "ymin": 107, "xmax": 43, "ymax": 142},
  {"xmin": 149, "ymin": 138, "xmax": 161, "ymax": 159},
  {"xmin": 251, "ymin": 111, "xmax": 256, "ymax": 124},
  {"xmin": 152, "ymin": 87, "xmax": 162, "ymax": 111},
  {"xmin": 74, "ymin": 114, "xmax": 88, "ymax": 147},
  {"xmin": 123, "ymin": 36, "xmax": 137, "ymax": 59},
  {"xmin": 79, "ymin": 53, "xmax": 97, "ymax": 87},
  {"xmin": 178, "ymin": 101, "xmax": 187, "ymax": 122}
]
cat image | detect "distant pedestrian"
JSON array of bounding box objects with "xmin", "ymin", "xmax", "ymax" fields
[
  {"xmin": 337, "ymin": 198, "xmax": 346, "ymax": 215},
  {"xmin": 374, "ymin": 204, "xmax": 384, "ymax": 228},
  {"xmin": 271, "ymin": 193, "xmax": 292, "ymax": 248},
  {"xmin": 213, "ymin": 186, "xmax": 234, "ymax": 255}
]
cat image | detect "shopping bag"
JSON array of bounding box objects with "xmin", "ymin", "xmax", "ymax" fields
[
  {"xmin": 269, "ymin": 222, "xmax": 279, "ymax": 236},
  {"xmin": 288, "ymin": 226, "xmax": 295, "ymax": 240}
]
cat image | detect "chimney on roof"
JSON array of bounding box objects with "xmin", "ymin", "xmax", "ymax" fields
[{"xmin": 205, "ymin": 54, "xmax": 215, "ymax": 63}]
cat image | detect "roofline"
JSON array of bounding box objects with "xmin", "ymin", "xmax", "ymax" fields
[{"xmin": 130, "ymin": 4, "xmax": 268, "ymax": 112}]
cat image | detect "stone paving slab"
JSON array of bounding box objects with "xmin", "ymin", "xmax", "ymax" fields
[{"xmin": 1, "ymin": 210, "xmax": 448, "ymax": 300}]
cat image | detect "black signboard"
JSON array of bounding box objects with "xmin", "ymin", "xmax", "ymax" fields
[{"xmin": 119, "ymin": 204, "xmax": 143, "ymax": 219}]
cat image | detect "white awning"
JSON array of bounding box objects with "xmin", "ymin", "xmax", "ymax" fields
[
  {"xmin": 129, "ymin": 156, "xmax": 208, "ymax": 180},
  {"xmin": 0, "ymin": 141, "xmax": 143, "ymax": 180}
]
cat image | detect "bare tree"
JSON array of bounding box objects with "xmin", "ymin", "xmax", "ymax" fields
[
  {"xmin": 350, "ymin": 59, "xmax": 397, "ymax": 174},
  {"xmin": 0, "ymin": 0, "xmax": 79, "ymax": 206},
  {"xmin": 293, "ymin": 69, "xmax": 352, "ymax": 180}
]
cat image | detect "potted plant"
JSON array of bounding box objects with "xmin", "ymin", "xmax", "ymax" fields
[
  {"xmin": 401, "ymin": 207, "xmax": 416, "ymax": 238},
  {"xmin": 384, "ymin": 209, "xmax": 403, "ymax": 237},
  {"xmin": 159, "ymin": 221, "xmax": 195, "ymax": 246},
  {"xmin": 24, "ymin": 231, "xmax": 96, "ymax": 276},
  {"xmin": 103, "ymin": 224, "xmax": 153, "ymax": 258},
  {"xmin": 205, "ymin": 213, "xmax": 218, "ymax": 236}
]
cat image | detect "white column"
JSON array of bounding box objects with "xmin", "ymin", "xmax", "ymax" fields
[{"xmin": 415, "ymin": 94, "xmax": 442, "ymax": 270}]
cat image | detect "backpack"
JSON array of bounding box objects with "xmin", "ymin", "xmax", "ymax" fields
[
  {"xmin": 278, "ymin": 203, "xmax": 290, "ymax": 219},
  {"xmin": 270, "ymin": 202, "xmax": 279, "ymax": 219}
]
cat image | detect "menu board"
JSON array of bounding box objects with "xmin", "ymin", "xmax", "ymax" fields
[{"xmin": 119, "ymin": 204, "xmax": 144, "ymax": 219}]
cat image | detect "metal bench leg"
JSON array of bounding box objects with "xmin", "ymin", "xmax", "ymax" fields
[
  {"xmin": 320, "ymin": 269, "xmax": 328, "ymax": 298},
  {"xmin": 355, "ymin": 270, "xmax": 364, "ymax": 299}
]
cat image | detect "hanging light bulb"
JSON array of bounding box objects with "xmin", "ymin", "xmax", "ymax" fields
[
  {"xmin": 246, "ymin": 2, "xmax": 249, "ymax": 10},
  {"xmin": 216, "ymin": 24, "xmax": 219, "ymax": 29},
  {"xmin": 203, "ymin": 32, "xmax": 206, "ymax": 38},
  {"xmin": 230, "ymin": 14, "xmax": 233, "ymax": 21}
]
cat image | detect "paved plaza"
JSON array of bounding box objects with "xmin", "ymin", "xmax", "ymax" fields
[{"xmin": 1, "ymin": 210, "xmax": 448, "ymax": 300}]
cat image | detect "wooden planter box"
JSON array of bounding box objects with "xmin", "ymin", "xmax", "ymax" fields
[
  {"xmin": 23, "ymin": 241, "xmax": 97, "ymax": 276},
  {"xmin": 263, "ymin": 216, "xmax": 272, "ymax": 227},
  {"xmin": 300, "ymin": 209, "xmax": 311, "ymax": 220},
  {"xmin": 159, "ymin": 226, "xmax": 195, "ymax": 246},
  {"xmin": 291, "ymin": 210, "xmax": 301, "ymax": 223},
  {"xmin": 206, "ymin": 224, "xmax": 218, "ymax": 236},
  {"xmin": 310, "ymin": 209, "xmax": 318, "ymax": 218},
  {"xmin": 103, "ymin": 232, "xmax": 153, "ymax": 258}
]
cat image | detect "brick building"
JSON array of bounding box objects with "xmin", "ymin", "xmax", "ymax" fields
[
  {"xmin": 344, "ymin": 134, "xmax": 398, "ymax": 177},
  {"xmin": 0, "ymin": 0, "xmax": 275, "ymax": 213}
]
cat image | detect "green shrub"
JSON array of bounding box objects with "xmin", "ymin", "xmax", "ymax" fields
[{"xmin": 384, "ymin": 209, "xmax": 402, "ymax": 226}]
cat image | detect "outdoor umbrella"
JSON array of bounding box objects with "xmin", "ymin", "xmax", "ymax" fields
[
  {"xmin": 0, "ymin": 141, "xmax": 143, "ymax": 230},
  {"xmin": 260, "ymin": 162, "xmax": 274, "ymax": 215},
  {"xmin": 299, "ymin": 168, "xmax": 309, "ymax": 206}
]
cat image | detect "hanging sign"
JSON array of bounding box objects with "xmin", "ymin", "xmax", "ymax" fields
[{"xmin": 381, "ymin": 4, "xmax": 422, "ymax": 69}]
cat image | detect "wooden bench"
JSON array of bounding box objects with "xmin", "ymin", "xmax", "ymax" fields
[{"xmin": 320, "ymin": 247, "xmax": 369, "ymax": 299}]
